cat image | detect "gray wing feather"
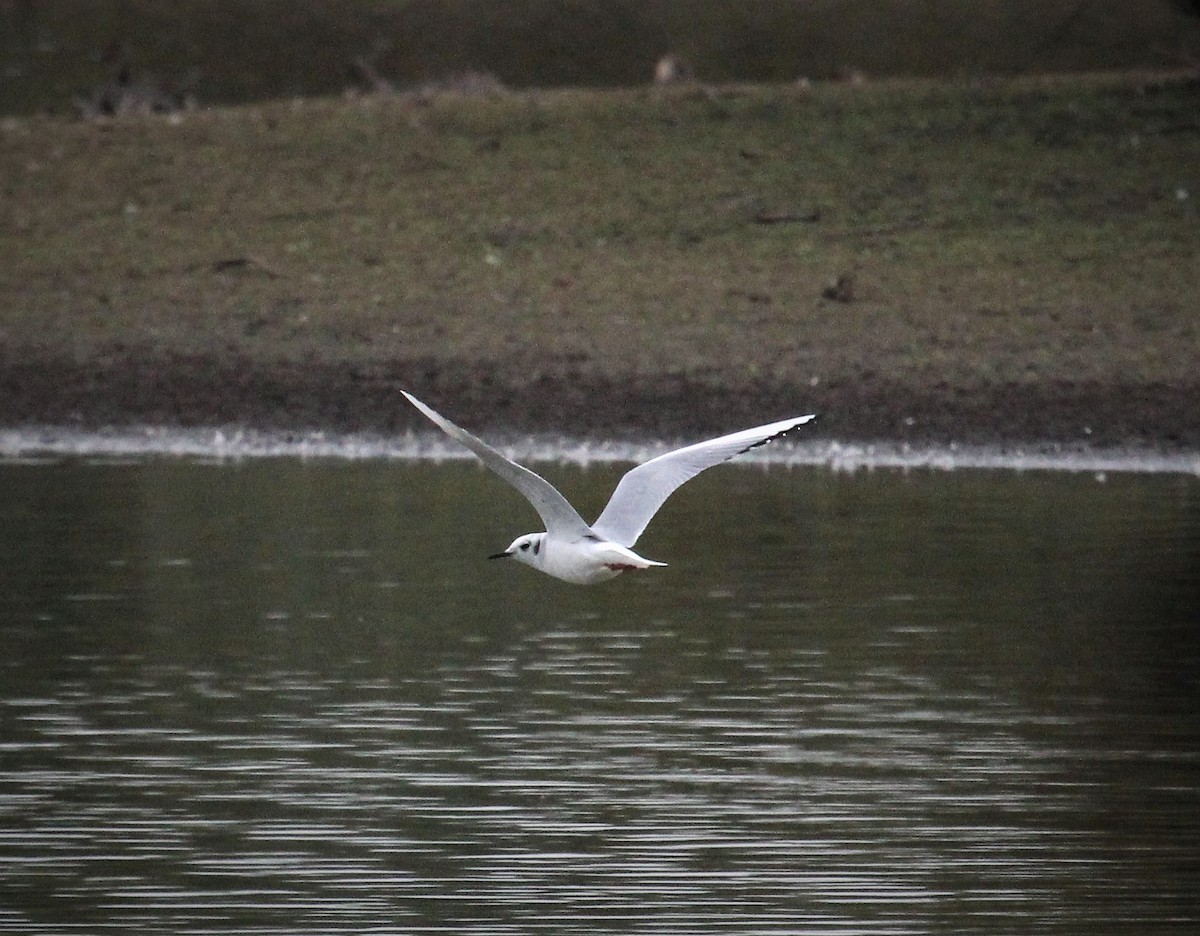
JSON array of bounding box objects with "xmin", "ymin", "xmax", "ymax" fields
[
  {"xmin": 402, "ymin": 392, "xmax": 591, "ymax": 537},
  {"xmin": 590, "ymin": 414, "xmax": 816, "ymax": 547}
]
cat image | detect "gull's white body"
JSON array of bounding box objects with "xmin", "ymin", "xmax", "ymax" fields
[
  {"xmin": 498, "ymin": 531, "xmax": 663, "ymax": 585},
  {"xmin": 402, "ymin": 391, "xmax": 816, "ymax": 584}
]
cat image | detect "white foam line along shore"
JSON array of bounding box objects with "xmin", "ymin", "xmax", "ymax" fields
[{"xmin": 1, "ymin": 426, "xmax": 1197, "ymax": 476}]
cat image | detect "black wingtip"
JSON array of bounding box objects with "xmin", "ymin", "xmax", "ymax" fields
[{"xmin": 737, "ymin": 414, "xmax": 818, "ymax": 456}]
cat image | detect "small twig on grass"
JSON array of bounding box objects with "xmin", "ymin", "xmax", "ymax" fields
[
  {"xmin": 753, "ymin": 207, "xmax": 822, "ymax": 225},
  {"xmin": 207, "ymin": 256, "xmax": 287, "ymax": 279}
]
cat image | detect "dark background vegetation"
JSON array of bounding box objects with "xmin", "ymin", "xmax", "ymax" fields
[{"xmin": 3, "ymin": 0, "xmax": 1200, "ymax": 114}]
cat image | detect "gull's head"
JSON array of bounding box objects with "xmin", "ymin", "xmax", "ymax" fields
[{"xmin": 489, "ymin": 533, "xmax": 545, "ymax": 569}]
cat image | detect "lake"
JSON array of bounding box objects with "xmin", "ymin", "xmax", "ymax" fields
[{"xmin": 1, "ymin": 451, "xmax": 1197, "ymax": 934}]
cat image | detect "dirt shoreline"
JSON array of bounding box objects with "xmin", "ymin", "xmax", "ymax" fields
[
  {"xmin": 3, "ymin": 77, "xmax": 1197, "ymax": 451},
  {"xmin": 3, "ymin": 349, "xmax": 1196, "ymax": 452}
]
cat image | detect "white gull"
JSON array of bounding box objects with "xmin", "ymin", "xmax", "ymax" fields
[{"xmin": 403, "ymin": 391, "xmax": 816, "ymax": 584}]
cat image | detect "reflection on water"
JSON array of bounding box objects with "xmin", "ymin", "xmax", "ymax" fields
[{"xmin": 1, "ymin": 458, "xmax": 1197, "ymax": 934}]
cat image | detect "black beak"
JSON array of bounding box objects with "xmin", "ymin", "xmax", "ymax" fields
[{"xmin": 488, "ymin": 550, "xmax": 513, "ymax": 560}]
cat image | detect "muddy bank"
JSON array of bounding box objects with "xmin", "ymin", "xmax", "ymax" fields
[{"xmin": 2, "ymin": 349, "xmax": 1196, "ymax": 451}]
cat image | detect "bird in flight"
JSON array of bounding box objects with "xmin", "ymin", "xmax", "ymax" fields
[{"xmin": 402, "ymin": 391, "xmax": 816, "ymax": 584}]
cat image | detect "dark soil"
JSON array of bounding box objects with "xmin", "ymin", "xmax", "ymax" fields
[{"xmin": 4, "ymin": 348, "xmax": 1196, "ymax": 451}]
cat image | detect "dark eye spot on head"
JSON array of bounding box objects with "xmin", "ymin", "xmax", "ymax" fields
[{"xmin": 519, "ymin": 542, "xmax": 530, "ymax": 551}]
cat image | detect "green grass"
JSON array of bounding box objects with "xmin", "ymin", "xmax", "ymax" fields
[{"xmin": 1, "ymin": 75, "xmax": 1198, "ymax": 431}]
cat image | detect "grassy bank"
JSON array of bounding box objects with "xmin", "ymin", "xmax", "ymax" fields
[{"xmin": 1, "ymin": 75, "xmax": 1198, "ymax": 445}]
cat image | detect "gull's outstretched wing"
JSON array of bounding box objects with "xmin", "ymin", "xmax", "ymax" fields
[
  {"xmin": 590, "ymin": 414, "xmax": 816, "ymax": 548},
  {"xmin": 402, "ymin": 392, "xmax": 591, "ymax": 537}
]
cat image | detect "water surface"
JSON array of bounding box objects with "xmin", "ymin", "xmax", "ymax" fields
[{"xmin": 1, "ymin": 457, "xmax": 1197, "ymax": 934}]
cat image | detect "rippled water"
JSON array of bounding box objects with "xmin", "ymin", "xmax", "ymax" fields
[{"xmin": 1, "ymin": 457, "xmax": 1197, "ymax": 934}]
